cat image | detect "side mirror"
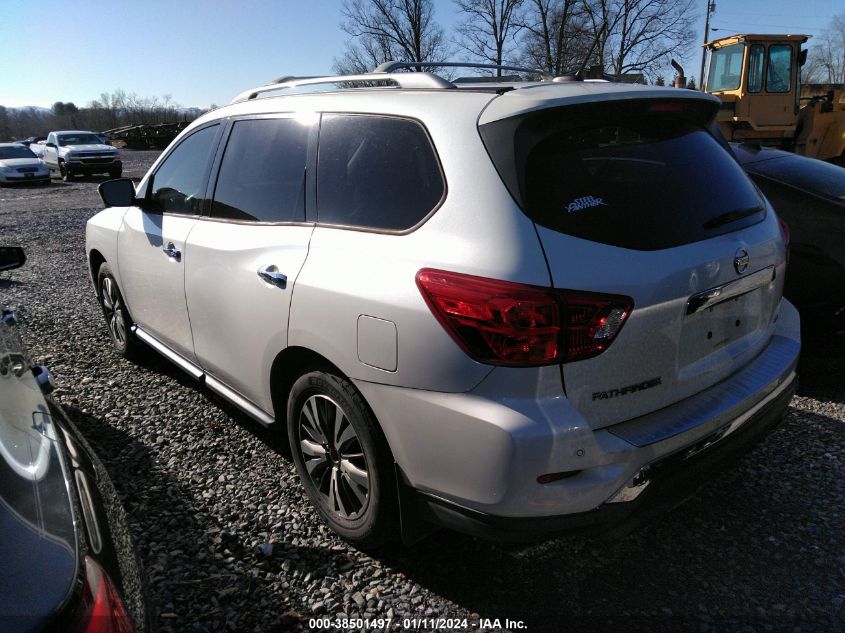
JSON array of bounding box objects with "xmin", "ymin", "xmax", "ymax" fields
[
  {"xmin": 0, "ymin": 246, "xmax": 26, "ymax": 271},
  {"xmin": 46, "ymin": 142, "xmax": 56, "ymax": 148},
  {"xmin": 99, "ymin": 178, "xmax": 137, "ymax": 207}
]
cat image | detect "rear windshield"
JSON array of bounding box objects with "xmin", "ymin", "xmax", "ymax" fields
[
  {"xmin": 480, "ymin": 99, "xmax": 766, "ymax": 250},
  {"xmin": 0, "ymin": 146, "xmax": 36, "ymax": 159}
]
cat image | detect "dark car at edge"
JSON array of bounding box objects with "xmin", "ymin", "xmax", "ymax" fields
[
  {"xmin": 733, "ymin": 142, "xmax": 845, "ymax": 334},
  {"xmin": 1, "ymin": 247, "xmax": 151, "ymax": 633}
]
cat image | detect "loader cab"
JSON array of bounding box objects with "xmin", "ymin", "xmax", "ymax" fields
[{"xmin": 705, "ymin": 34, "xmax": 809, "ymax": 143}]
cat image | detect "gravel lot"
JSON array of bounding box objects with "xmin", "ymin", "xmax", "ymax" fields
[{"xmin": 1, "ymin": 149, "xmax": 843, "ymax": 633}]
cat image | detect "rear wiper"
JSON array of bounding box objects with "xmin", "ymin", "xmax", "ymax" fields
[{"xmin": 702, "ymin": 206, "xmax": 764, "ymax": 230}]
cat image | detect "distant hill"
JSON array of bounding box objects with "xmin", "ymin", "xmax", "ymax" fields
[{"xmin": 3, "ymin": 106, "xmax": 52, "ymax": 113}]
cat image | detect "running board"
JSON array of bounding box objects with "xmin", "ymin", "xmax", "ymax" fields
[
  {"xmin": 133, "ymin": 327, "xmax": 203, "ymax": 379},
  {"xmin": 204, "ymin": 375, "xmax": 275, "ymax": 426},
  {"xmin": 131, "ymin": 326, "xmax": 275, "ymax": 427}
]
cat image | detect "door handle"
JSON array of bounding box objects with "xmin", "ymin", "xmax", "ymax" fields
[
  {"xmin": 163, "ymin": 242, "xmax": 181, "ymax": 260},
  {"xmin": 257, "ymin": 265, "xmax": 287, "ymax": 289}
]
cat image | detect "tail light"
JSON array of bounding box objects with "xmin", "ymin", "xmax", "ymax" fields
[
  {"xmin": 416, "ymin": 268, "xmax": 632, "ymax": 366},
  {"xmin": 778, "ymin": 216, "xmax": 790, "ymax": 264},
  {"xmin": 563, "ymin": 292, "xmax": 634, "ymax": 361},
  {"xmin": 77, "ymin": 556, "xmax": 135, "ymax": 633}
]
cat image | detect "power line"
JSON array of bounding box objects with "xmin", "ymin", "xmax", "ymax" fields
[
  {"xmin": 716, "ymin": 11, "xmax": 831, "ymax": 18},
  {"xmin": 711, "ymin": 22, "xmax": 827, "ymax": 31}
]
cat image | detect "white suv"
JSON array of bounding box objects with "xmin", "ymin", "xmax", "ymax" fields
[{"xmin": 86, "ymin": 65, "xmax": 799, "ymax": 546}]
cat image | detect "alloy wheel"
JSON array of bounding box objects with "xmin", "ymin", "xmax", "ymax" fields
[
  {"xmin": 101, "ymin": 276, "xmax": 127, "ymax": 346},
  {"xmin": 298, "ymin": 394, "xmax": 370, "ymax": 519}
]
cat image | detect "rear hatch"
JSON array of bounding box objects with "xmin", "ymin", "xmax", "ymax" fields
[{"xmin": 480, "ymin": 90, "xmax": 786, "ymax": 429}]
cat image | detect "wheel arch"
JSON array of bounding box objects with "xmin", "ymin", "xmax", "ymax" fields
[
  {"xmin": 88, "ymin": 249, "xmax": 106, "ymax": 289},
  {"xmin": 270, "ymin": 346, "xmax": 352, "ymax": 424},
  {"xmin": 269, "ymin": 346, "xmax": 391, "ymax": 454}
]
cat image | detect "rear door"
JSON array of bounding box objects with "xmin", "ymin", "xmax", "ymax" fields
[
  {"xmin": 117, "ymin": 123, "xmax": 221, "ymax": 360},
  {"xmin": 185, "ymin": 115, "xmax": 316, "ymax": 415},
  {"xmin": 480, "ymin": 97, "xmax": 787, "ymax": 429}
]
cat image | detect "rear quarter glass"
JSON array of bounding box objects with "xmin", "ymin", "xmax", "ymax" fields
[{"xmin": 480, "ymin": 99, "xmax": 766, "ymax": 250}]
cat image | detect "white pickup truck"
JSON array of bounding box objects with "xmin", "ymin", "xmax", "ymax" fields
[{"xmin": 41, "ymin": 130, "xmax": 122, "ymax": 181}]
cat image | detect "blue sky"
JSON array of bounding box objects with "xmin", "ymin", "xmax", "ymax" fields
[{"xmin": 0, "ymin": 0, "xmax": 841, "ymax": 109}]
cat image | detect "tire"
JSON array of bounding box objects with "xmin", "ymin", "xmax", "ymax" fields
[
  {"xmin": 60, "ymin": 163, "xmax": 72, "ymax": 181},
  {"xmin": 96, "ymin": 263, "xmax": 142, "ymax": 359},
  {"xmin": 287, "ymin": 370, "xmax": 398, "ymax": 547},
  {"xmin": 109, "ymin": 168, "xmax": 122, "ymax": 178}
]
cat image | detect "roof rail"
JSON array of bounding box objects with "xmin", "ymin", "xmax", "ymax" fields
[
  {"xmin": 271, "ymin": 75, "xmax": 318, "ymax": 84},
  {"xmin": 230, "ymin": 72, "xmax": 455, "ymax": 104},
  {"xmin": 374, "ymin": 60, "xmax": 551, "ymax": 79}
]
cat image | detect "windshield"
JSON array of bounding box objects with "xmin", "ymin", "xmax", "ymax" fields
[
  {"xmin": 707, "ymin": 43, "xmax": 744, "ymax": 92},
  {"xmin": 0, "ymin": 146, "xmax": 37, "ymax": 160},
  {"xmin": 58, "ymin": 133, "xmax": 103, "ymax": 146}
]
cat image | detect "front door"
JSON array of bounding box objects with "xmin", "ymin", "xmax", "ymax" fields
[
  {"xmin": 745, "ymin": 42, "xmax": 798, "ymax": 127},
  {"xmin": 43, "ymin": 133, "xmax": 58, "ymax": 169},
  {"xmin": 117, "ymin": 123, "xmax": 222, "ymax": 361}
]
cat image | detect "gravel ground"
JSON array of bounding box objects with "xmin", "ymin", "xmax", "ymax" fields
[{"xmin": 1, "ymin": 150, "xmax": 843, "ymax": 633}]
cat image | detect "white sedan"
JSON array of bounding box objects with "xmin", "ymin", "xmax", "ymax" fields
[{"xmin": 0, "ymin": 143, "xmax": 50, "ymax": 185}]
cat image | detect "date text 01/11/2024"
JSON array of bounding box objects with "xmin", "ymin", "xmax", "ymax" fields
[{"xmin": 307, "ymin": 617, "xmax": 528, "ymax": 630}]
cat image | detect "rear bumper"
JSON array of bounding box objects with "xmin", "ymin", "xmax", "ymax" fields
[{"xmin": 405, "ymin": 373, "xmax": 796, "ymax": 541}]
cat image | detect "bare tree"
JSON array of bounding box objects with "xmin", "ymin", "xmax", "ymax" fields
[
  {"xmin": 581, "ymin": 0, "xmax": 697, "ymax": 81},
  {"xmin": 334, "ymin": 31, "xmax": 398, "ymax": 74},
  {"xmin": 1, "ymin": 90, "xmax": 201, "ymax": 141},
  {"xmin": 517, "ymin": 0, "xmax": 593, "ymax": 75},
  {"xmin": 334, "ymin": 0, "xmax": 449, "ymax": 74},
  {"xmin": 803, "ymin": 12, "xmax": 845, "ymax": 85},
  {"xmin": 0, "ymin": 106, "xmax": 9, "ymax": 141},
  {"xmin": 453, "ymin": 0, "xmax": 524, "ymax": 76}
]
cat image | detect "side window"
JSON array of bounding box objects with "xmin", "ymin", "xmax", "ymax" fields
[
  {"xmin": 317, "ymin": 114, "xmax": 444, "ymax": 231},
  {"xmin": 211, "ymin": 118, "xmax": 308, "ymax": 222},
  {"xmin": 150, "ymin": 124, "xmax": 219, "ymax": 215},
  {"xmin": 766, "ymin": 45, "xmax": 793, "ymax": 93},
  {"xmin": 747, "ymin": 45, "xmax": 765, "ymax": 93}
]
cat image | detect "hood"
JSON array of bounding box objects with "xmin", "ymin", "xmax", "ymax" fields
[
  {"xmin": 62, "ymin": 144, "xmax": 115, "ymax": 153},
  {"xmin": 0, "ymin": 158, "xmax": 45, "ymax": 169}
]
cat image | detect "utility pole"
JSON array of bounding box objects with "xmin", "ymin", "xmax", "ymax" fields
[{"xmin": 699, "ymin": 1, "xmax": 716, "ymax": 89}]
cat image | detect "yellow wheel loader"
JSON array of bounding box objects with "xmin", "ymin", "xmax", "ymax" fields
[{"xmin": 704, "ymin": 33, "xmax": 845, "ymax": 164}]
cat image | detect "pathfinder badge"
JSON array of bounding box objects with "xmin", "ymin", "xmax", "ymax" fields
[{"xmin": 592, "ymin": 377, "xmax": 662, "ymax": 401}]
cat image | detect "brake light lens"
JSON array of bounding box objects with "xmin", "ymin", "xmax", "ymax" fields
[
  {"xmin": 778, "ymin": 216, "xmax": 790, "ymax": 264},
  {"xmin": 564, "ymin": 292, "xmax": 634, "ymax": 362},
  {"xmin": 79, "ymin": 556, "xmax": 135, "ymax": 633},
  {"xmin": 648, "ymin": 103, "xmax": 685, "ymax": 112},
  {"xmin": 416, "ymin": 268, "xmax": 632, "ymax": 366}
]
